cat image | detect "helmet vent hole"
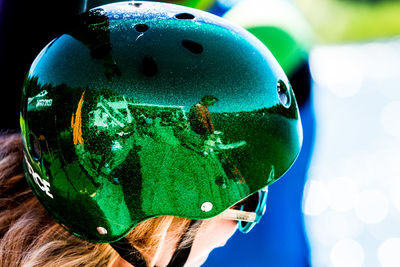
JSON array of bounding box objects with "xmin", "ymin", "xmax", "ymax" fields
[
  {"xmin": 129, "ymin": 2, "xmax": 142, "ymax": 7},
  {"xmin": 135, "ymin": 24, "xmax": 149, "ymax": 33},
  {"xmin": 277, "ymin": 80, "xmax": 291, "ymax": 108},
  {"xmin": 142, "ymin": 56, "xmax": 158, "ymax": 77},
  {"xmin": 175, "ymin": 13, "xmax": 195, "ymax": 20},
  {"xmin": 181, "ymin": 40, "xmax": 203, "ymax": 54}
]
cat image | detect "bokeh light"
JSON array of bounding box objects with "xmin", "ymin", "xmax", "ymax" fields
[
  {"xmin": 355, "ymin": 189, "xmax": 389, "ymax": 224},
  {"xmin": 303, "ymin": 180, "xmax": 330, "ymax": 216},
  {"xmin": 328, "ymin": 176, "xmax": 358, "ymax": 212},
  {"xmin": 378, "ymin": 238, "xmax": 400, "ymax": 267},
  {"xmin": 304, "ymin": 37, "xmax": 400, "ymax": 267},
  {"xmin": 381, "ymin": 101, "xmax": 400, "ymax": 138},
  {"xmin": 330, "ymin": 239, "xmax": 364, "ymax": 267},
  {"xmin": 390, "ymin": 181, "xmax": 400, "ymax": 212},
  {"xmin": 310, "ymin": 47, "xmax": 363, "ymax": 98}
]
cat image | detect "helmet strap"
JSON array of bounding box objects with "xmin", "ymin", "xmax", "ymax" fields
[
  {"xmin": 110, "ymin": 220, "xmax": 201, "ymax": 267},
  {"xmin": 166, "ymin": 220, "xmax": 201, "ymax": 267},
  {"xmin": 110, "ymin": 237, "xmax": 147, "ymax": 267}
]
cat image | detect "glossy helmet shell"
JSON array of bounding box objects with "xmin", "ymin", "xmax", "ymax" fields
[{"xmin": 20, "ymin": 1, "xmax": 302, "ymax": 243}]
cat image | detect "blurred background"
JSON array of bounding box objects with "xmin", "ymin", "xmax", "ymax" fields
[
  {"xmin": 303, "ymin": 36, "xmax": 400, "ymax": 267},
  {"xmin": 1, "ymin": 0, "xmax": 400, "ymax": 266},
  {"xmin": 293, "ymin": 0, "xmax": 400, "ymax": 266}
]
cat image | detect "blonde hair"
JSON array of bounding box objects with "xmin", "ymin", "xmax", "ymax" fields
[{"xmin": 0, "ymin": 133, "xmax": 197, "ymax": 267}]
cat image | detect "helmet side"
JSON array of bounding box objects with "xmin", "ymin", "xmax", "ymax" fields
[{"xmin": 21, "ymin": 1, "xmax": 302, "ymax": 243}]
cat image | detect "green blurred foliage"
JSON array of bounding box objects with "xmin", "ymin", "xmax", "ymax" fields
[{"xmin": 296, "ymin": 0, "xmax": 400, "ymax": 43}]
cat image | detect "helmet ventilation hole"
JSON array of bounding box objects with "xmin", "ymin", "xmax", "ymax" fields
[
  {"xmin": 135, "ymin": 24, "xmax": 149, "ymax": 33},
  {"xmin": 129, "ymin": 2, "xmax": 142, "ymax": 7},
  {"xmin": 142, "ymin": 56, "xmax": 158, "ymax": 77},
  {"xmin": 175, "ymin": 13, "xmax": 195, "ymax": 20},
  {"xmin": 277, "ymin": 80, "xmax": 291, "ymax": 108},
  {"xmin": 182, "ymin": 40, "xmax": 203, "ymax": 54}
]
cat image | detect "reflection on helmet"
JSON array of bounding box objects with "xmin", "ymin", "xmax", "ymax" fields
[{"xmin": 20, "ymin": 1, "xmax": 302, "ymax": 243}]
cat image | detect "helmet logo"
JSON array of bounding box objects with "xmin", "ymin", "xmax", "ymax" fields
[
  {"xmin": 24, "ymin": 155, "xmax": 53, "ymax": 199},
  {"xmin": 27, "ymin": 90, "xmax": 53, "ymax": 111}
]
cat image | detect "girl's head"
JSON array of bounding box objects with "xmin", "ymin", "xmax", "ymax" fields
[
  {"xmin": 0, "ymin": 139, "xmax": 235, "ymax": 267},
  {"xmin": 0, "ymin": 136, "xmax": 234, "ymax": 267},
  {"xmin": 14, "ymin": 1, "xmax": 302, "ymax": 266}
]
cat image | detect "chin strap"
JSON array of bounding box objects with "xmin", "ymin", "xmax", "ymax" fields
[
  {"xmin": 166, "ymin": 220, "xmax": 201, "ymax": 267},
  {"xmin": 110, "ymin": 237, "xmax": 148, "ymax": 267},
  {"xmin": 110, "ymin": 220, "xmax": 201, "ymax": 267}
]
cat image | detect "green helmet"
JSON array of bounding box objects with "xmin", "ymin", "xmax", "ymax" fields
[
  {"xmin": 20, "ymin": 1, "xmax": 302, "ymax": 243},
  {"xmin": 89, "ymin": 0, "xmax": 216, "ymax": 11}
]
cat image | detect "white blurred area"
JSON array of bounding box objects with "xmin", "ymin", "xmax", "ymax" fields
[{"xmin": 303, "ymin": 36, "xmax": 400, "ymax": 267}]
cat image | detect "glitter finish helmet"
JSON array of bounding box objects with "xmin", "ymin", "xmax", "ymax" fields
[{"xmin": 20, "ymin": 1, "xmax": 302, "ymax": 243}]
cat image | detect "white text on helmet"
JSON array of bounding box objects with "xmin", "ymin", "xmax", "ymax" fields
[{"xmin": 24, "ymin": 155, "xmax": 54, "ymax": 199}]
